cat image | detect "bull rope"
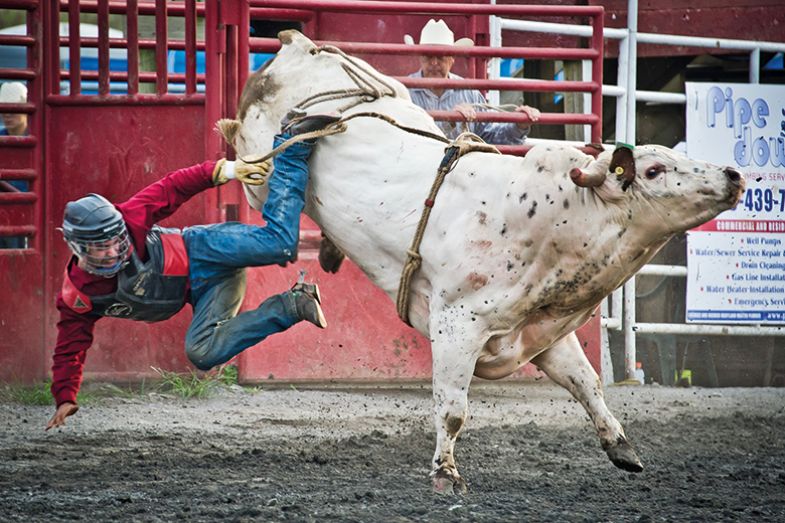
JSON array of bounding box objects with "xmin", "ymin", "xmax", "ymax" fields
[
  {"xmin": 395, "ymin": 133, "xmax": 500, "ymax": 326},
  {"xmin": 238, "ymin": 44, "xmax": 502, "ymax": 326}
]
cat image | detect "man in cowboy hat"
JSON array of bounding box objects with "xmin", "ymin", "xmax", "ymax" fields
[{"xmin": 404, "ymin": 19, "xmax": 540, "ymax": 144}]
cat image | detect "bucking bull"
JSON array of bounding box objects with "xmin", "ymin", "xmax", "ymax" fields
[{"xmin": 218, "ymin": 31, "xmax": 745, "ymax": 493}]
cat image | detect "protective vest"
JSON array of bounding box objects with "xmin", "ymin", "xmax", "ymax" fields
[{"xmin": 61, "ymin": 226, "xmax": 190, "ymax": 322}]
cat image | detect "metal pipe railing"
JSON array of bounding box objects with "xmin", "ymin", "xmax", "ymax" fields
[
  {"xmin": 249, "ymin": 38, "xmax": 599, "ymax": 60},
  {"xmin": 127, "ymin": 0, "xmax": 139, "ymax": 95},
  {"xmin": 58, "ymin": 0, "xmax": 205, "ymax": 16},
  {"xmin": 66, "ymin": 1, "xmax": 81, "ymax": 96},
  {"xmin": 496, "ymin": 18, "xmax": 785, "ymax": 106},
  {"xmin": 154, "ymin": 0, "xmax": 168, "ymax": 96},
  {"xmin": 53, "ymin": 0, "xmax": 204, "ymax": 99},
  {"xmin": 97, "ymin": 0, "xmax": 110, "ymax": 96},
  {"xmin": 252, "ymin": 0, "xmax": 603, "ymax": 18}
]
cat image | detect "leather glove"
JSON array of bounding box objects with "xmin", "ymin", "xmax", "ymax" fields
[{"xmin": 212, "ymin": 157, "xmax": 272, "ymax": 186}]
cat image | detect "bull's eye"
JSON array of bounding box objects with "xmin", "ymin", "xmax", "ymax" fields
[{"xmin": 645, "ymin": 164, "xmax": 664, "ymax": 180}]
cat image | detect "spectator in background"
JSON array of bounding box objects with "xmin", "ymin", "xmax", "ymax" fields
[
  {"xmin": 0, "ymin": 81, "xmax": 30, "ymax": 249},
  {"xmin": 404, "ymin": 19, "xmax": 540, "ymax": 144},
  {"xmin": 0, "ymin": 82, "xmax": 28, "ymax": 137}
]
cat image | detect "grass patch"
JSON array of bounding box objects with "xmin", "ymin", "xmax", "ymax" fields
[
  {"xmin": 152, "ymin": 365, "xmax": 238, "ymax": 399},
  {"xmin": 0, "ymin": 381, "xmax": 97, "ymax": 406},
  {"xmin": 1, "ymin": 365, "xmax": 244, "ymax": 405},
  {"xmin": 0, "ymin": 382, "xmax": 52, "ymax": 405}
]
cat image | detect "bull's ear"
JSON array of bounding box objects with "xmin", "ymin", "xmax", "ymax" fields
[
  {"xmin": 215, "ymin": 118, "xmax": 241, "ymax": 146},
  {"xmin": 609, "ymin": 142, "xmax": 636, "ymax": 191}
]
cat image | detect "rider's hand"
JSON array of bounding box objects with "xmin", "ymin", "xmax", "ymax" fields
[
  {"xmin": 212, "ymin": 157, "xmax": 272, "ymax": 186},
  {"xmin": 515, "ymin": 105, "xmax": 541, "ymax": 130},
  {"xmin": 454, "ymin": 103, "xmax": 477, "ymax": 122},
  {"xmin": 235, "ymin": 157, "xmax": 272, "ymax": 186},
  {"xmin": 45, "ymin": 402, "xmax": 79, "ymax": 431}
]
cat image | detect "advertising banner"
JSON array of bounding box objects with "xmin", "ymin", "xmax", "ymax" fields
[{"xmin": 685, "ymin": 82, "xmax": 785, "ymax": 324}]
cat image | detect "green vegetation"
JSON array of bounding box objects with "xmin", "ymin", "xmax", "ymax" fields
[
  {"xmin": 0, "ymin": 364, "xmax": 250, "ymax": 405},
  {"xmin": 0, "ymin": 381, "xmax": 98, "ymax": 406},
  {"xmin": 0, "ymin": 382, "xmax": 53, "ymax": 406},
  {"xmin": 151, "ymin": 365, "xmax": 239, "ymax": 399}
]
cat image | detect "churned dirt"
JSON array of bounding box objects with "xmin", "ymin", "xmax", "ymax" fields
[{"xmin": 2, "ymin": 382, "xmax": 784, "ymax": 522}]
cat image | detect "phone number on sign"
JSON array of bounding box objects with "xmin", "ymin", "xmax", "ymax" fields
[{"xmin": 742, "ymin": 188, "xmax": 785, "ymax": 212}]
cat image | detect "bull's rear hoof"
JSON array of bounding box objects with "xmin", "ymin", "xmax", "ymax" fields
[
  {"xmin": 318, "ymin": 236, "xmax": 345, "ymax": 274},
  {"xmin": 432, "ymin": 470, "xmax": 468, "ymax": 495},
  {"xmin": 605, "ymin": 439, "xmax": 644, "ymax": 473}
]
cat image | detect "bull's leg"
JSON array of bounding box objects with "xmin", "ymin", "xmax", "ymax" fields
[
  {"xmin": 429, "ymin": 307, "xmax": 486, "ymax": 495},
  {"xmin": 532, "ymin": 333, "xmax": 643, "ymax": 472}
]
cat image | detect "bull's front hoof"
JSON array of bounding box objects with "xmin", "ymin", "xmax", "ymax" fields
[
  {"xmin": 604, "ymin": 438, "xmax": 644, "ymax": 473},
  {"xmin": 431, "ymin": 469, "xmax": 468, "ymax": 495}
]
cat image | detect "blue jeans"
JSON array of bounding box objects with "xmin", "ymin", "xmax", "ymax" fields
[{"xmin": 181, "ymin": 136, "xmax": 312, "ymax": 370}]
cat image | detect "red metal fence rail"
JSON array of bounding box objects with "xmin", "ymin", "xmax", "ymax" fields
[{"xmin": 246, "ymin": 0, "xmax": 605, "ymax": 153}]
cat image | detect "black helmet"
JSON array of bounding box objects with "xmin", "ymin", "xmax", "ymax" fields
[{"xmin": 62, "ymin": 194, "xmax": 131, "ymax": 277}]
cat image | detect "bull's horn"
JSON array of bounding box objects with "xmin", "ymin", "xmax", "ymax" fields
[{"xmin": 569, "ymin": 167, "xmax": 606, "ymax": 187}]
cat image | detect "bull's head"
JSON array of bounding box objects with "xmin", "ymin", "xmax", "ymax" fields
[{"xmin": 571, "ymin": 143, "xmax": 745, "ymax": 233}]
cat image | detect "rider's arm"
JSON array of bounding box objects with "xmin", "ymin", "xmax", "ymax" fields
[
  {"xmin": 50, "ymin": 294, "xmax": 100, "ymax": 408},
  {"xmin": 116, "ymin": 160, "xmax": 218, "ymax": 233}
]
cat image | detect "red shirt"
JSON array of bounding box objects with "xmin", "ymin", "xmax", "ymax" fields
[{"xmin": 51, "ymin": 161, "xmax": 216, "ymax": 407}]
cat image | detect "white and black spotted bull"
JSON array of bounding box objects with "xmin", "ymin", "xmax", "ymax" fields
[{"xmin": 218, "ymin": 30, "xmax": 745, "ymax": 494}]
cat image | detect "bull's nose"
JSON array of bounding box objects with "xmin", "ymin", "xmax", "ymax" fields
[{"xmin": 724, "ymin": 167, "xmax": 742, "ymax": 185}]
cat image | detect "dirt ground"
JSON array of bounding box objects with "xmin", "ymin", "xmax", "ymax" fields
[{"xmin": 1, "ymin": 382, "xmax": 784, "ymax": 522}]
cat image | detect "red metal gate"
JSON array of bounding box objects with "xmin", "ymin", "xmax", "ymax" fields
[
  {"xmin": 0, "ymin": 0, "xmax": 603, "ymax": 385},
  {"xmin": 1, "ymin": 0, "xmax": 210, "ymax": 384}
]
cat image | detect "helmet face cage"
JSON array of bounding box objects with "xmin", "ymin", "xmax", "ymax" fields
[{"xmin": 66, "ymin": 222, "xmax": 131, "ymax": 277}]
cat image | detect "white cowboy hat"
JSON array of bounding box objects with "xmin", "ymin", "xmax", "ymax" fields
[
  {"xmin": 0, "ymin": 82, "xmax": 27, "ymax": 104},
  {"xmin": 404, "ymin": 19, "xmax": 474, "ymax": 47}
]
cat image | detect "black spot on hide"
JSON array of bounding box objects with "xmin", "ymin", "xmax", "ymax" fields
[
  {"xmin": 563, "ymin": 200, "xmax": 570, "ymax": 209},
  {"xmin": 538, "ymin": 165, "xmax": 545, "ymax": 173},
  {"xmin": 500, "ymin": 224, "xmax": 508, "ymax": 236},
  {"xmin": 527, "ymin": 201, "xmax": 538, "ymax": 218},
  {"xmin": 506, "ymin": 261, "xmax": 514, "ymax": 271},
  {"xmin": 519, "ymin": 192, "xmax": 528, "ymax": 203}
]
